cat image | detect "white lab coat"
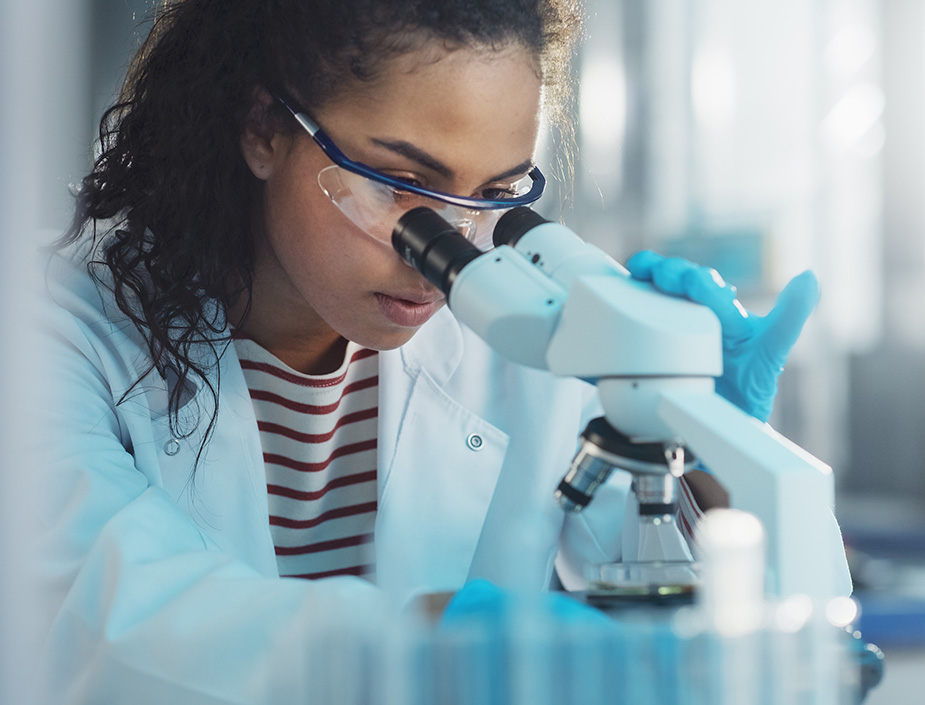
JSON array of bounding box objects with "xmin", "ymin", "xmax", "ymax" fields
[{"xmin": 31, "ymin": 247, "xmax": 630, "ymax": 704}]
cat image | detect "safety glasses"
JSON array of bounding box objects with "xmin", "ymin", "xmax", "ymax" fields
[{"xmin": 276, "ymin": 94, "xmax": 546, "ymax": 249}]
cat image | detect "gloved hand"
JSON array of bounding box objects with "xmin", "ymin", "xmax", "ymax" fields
[
  {"xmin": 626, "ymin": 251, "xmax": 820, "ymax": 423},
  {"xmin": 437, "ymin": 581, "xmax": 613, "ymax": 702},
  {"xmin": 441, "ymin": 579, "xmax": 607, "ymax": 627}
]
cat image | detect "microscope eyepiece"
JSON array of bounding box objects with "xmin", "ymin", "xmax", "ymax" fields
[
  {"xmin": 392, "ymin": 207, "xmax": 482, "ymax": 295},
  {"xmin": 492, "ymin": 206, "xmax": 550, "ymax": 248}
]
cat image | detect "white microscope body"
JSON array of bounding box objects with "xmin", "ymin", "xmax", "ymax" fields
[{"xmin": 393, "ymin": 207, "xmax": 848, "ymax": 603}]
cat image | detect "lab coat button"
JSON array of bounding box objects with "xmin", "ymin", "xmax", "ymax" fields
[
  {"xmin": 466, "ymin": 433, "xmax": 484, "ymax": 451},
  {"xmin": 164, "ymin": 438, "xmax": 181, "ymax": 456}
]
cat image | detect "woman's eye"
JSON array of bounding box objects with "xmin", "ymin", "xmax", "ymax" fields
[
  {"xmin": 391, "ymin": 175, "xmax": 423, "ymax": 189},
  {"xmin": 480, "ymin": 186, "xmax": 519, "ymax": 200},
  {"xmin": 390, "ymin": 189, "xmax": 419, "ymax": 205}
]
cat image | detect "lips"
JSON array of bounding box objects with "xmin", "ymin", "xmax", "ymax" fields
[{"xmin": 375, "ymin": 292, "xmax": 444, "ymax": 328}]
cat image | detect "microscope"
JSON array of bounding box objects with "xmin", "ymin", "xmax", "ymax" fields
[{"xmin": 392, "ymin": 206, "xmax": 848, "ymax": 604}]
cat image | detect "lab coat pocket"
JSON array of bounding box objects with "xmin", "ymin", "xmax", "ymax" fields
[{"xmin": 375, "ymin": 369, "xmax": 509, "ymax": 598}]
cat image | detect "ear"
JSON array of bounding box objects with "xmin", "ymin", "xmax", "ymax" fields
[{"xmin": 240, "ymin": 87, "xmax": 290, "ymax": 181}]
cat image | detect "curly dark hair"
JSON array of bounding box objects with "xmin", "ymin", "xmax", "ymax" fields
[{"xmin": 62, "ymin": 0, "xmax": 584, "ymax": 463}]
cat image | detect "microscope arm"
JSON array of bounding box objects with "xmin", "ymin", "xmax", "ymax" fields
[{"xmin": 655, "ymin": 387, "xmax": 851, "ymax": 600}]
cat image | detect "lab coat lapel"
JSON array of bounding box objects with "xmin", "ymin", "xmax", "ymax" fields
[
  {"xmin": 376, "ymin": 308, "xmax": 509, "ymax": 599},
  {"xmin": 145, "ymin": 336, "xmax": 278, "ymax": 577}
]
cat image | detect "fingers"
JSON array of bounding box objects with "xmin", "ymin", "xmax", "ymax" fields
[
  {"xmin": 625, "ymin": 250, "xmax": 668, "ymax": 280},
  {"xmin": 626, "ymin": 250, "xmax": 750, "ymax": 342},
  {"xmin": 441, "ymin": 579, "xmax": 507, "ymax": 624},
  {"xmin": 627, "ymin": 251, "xmax": 704, "ymax": 289},
  {"xmin": 627, "ymin": 251, "xmax": 731, "ymax": 300},
  {"xmin": 761, "ymin": 270, "xmax": 820, "ymax": 361}
]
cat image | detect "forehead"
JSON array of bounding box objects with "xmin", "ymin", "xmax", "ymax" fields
[{"xmin": 314, "ymin": 44, "xmax": 544, "ymax": 178}]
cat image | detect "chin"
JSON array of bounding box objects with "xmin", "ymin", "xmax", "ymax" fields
[{"xmin": 347, "ymin": 325, "xmax": 421, "ymax": 352}]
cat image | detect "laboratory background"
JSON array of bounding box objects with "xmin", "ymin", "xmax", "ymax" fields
[{"xmin": 2, "ymin": 0, "xmax": 924, "ymax": 703}]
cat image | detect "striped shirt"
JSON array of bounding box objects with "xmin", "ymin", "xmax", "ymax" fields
[{"xmin": 233, "ymin": 334, "xmax": 379, "ymax": 582}]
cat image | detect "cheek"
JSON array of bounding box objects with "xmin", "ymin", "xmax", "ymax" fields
[
  {"xmin": 264, "ymin": 161, "xmax": 352, "ymax": 274},
  {"xmin": 255, "ymin": 144, "xmax": 439, "ymax": 350},
  {"xmin": 261, "ymin": 159, "xmax": 391, "ymax": 307}
]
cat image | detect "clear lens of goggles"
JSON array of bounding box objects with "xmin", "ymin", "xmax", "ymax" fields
[{"xmin": 318, "ymin": 165, "xmax": 530, "ymax": 251}]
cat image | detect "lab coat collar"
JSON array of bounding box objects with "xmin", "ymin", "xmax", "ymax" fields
[
  {"xmin": 159, "ymin": 299, "xmax": 463, "ymax": 428},
  {"xmin": 395, "ymin": 304, "xmax": 464, "ymax": 387},
  {"xmin": 177, "ymin": 301, "xmax": 464, "ymax": 406},
  {"xmin": 374, "ymin": 304, "xmax": 466, "ymax": 500},
  {"xmin": 375, "ymin": 306, "xmax": 510, "ymax": 600}
]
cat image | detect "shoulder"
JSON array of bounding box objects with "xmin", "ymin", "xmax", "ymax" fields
[
  {"xmin": 33, "ymin": 243, "xmax": 146, "ymax": 406},
  {"xmin": 43, "ymin": 234, "xmax": 138, "ymax": 347},
  {"xmin": 42, "ymin": 227, "xmax": 227, "ymax": 360},
  {"xmin": 40, "ymin": 230, "xmax": 227, "ymax": 399}
]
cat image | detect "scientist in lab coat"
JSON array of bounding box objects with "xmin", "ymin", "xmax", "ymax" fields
[{"xmin": 31, "ymin": 0, "xmax": 849, "ymax": 703}]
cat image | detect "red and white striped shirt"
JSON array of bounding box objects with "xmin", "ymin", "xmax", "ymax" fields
[{"xmin": 233, "ymin": 334, "xmax": 379, "ymax": 582}]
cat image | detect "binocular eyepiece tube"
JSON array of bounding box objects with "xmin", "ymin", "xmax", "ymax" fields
[
  {"xmin": 392, "ymin": 207, "xmax": 483, "ymax": 295},
  {"xmin": 391, "ymin": 206, "xmax": 547, "ymax": 295}
]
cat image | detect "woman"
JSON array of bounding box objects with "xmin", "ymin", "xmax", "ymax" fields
[{"xmin": 34, "ymin": 0, "xmax": 846, "ymax": 702}]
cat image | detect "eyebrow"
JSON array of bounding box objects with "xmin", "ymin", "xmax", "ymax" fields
[{"xmin": 369, "ymin": 137, "xmax": 535, "ymax": 184}]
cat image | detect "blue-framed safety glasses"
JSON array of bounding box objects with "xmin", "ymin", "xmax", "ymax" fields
[{"xmin": 276, "ymin": 94, "xmax": 546, "ymax": 249}]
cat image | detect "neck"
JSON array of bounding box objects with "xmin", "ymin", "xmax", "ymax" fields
[{"xmin": 229, "ymin": 290, "xmax": 348, "ymax": 377}]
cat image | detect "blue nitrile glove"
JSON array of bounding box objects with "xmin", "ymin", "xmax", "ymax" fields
[
  {"xmin": 626, "ymin": 251, "xmax": 820, "ymax": 423},
  {"xmin": 441, "ymin": 579, "xmax": 608, "ymax": 627}
]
